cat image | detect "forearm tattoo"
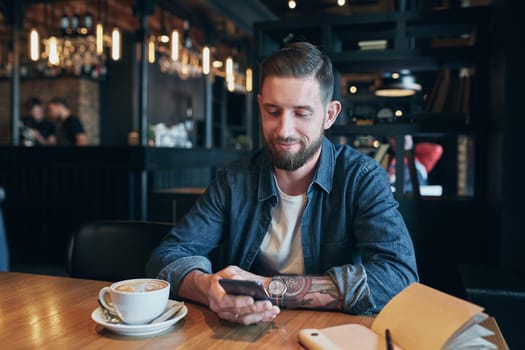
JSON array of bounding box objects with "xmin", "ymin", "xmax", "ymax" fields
[{"xmin": 277, "ymin": 275, "xmax": 343, "ymax": 310}]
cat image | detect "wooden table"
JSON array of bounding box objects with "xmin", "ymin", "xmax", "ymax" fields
[{"xmin": 0, "ymin": 272, "xmax": 373, "ymax": 349}]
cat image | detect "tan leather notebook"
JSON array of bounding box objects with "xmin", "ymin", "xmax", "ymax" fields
[{"xmin": 298, "ymin": 283, "xmax": 503, "ymax": 350}]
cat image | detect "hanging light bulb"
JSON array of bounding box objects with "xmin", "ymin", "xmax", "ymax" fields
[
  {"xmin": 202, "ymin": 46, "xmax": 210, "ymax": 75},
  {"xmin": 96, "ymin": 23, "xmax": 104, "ymax": 55},
  {"xmin": 180, "ymin": 51, "xmax": 189, "ymax": 79},
  {"xmin": 48, "ymin": 36, "xmax": 59, "ymax": 65},
  {"xmin": 111, "ymin": 28, "xmax": 121, "ymax": 61},
  {"xmin": 246, "ymin": 68, "xmax": 253, "ymax": 92},
  {"xmin": 159, "ymin": 34, "xmax": 169, "ymax": 43},
  {"xmin": 29, "ymin": 28, "xmax": 39, "ymax": 61},
  {"xmin": 337, "ymin": 0, "xmax": 346, "ymax": 6},
  {"xmin": 148, "ymin": 35, "xmax": 156, "ymax": 64},
  {"xmin": 288, "ymin": 0, "xmax": 297, "ymax": 9},
  {"xmin": 226, "ymin": 57, "xmax": 234, "ymax": 92},
  {"xmin": 170, "ymin": 30, "xmax": 179, "ymax": 61}
]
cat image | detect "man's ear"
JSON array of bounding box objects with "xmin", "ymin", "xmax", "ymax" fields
[{"xmin": 324, "ymin": 101, "xmax": 341, "ymax": 130}]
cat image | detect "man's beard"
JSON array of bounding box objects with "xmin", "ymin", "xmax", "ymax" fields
[{"xmin": 264, "ymin": 133, "xmax": 323, "ymax": 171}]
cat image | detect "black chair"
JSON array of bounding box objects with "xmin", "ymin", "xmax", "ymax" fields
[{"xmin": 66, "ymin": 220, "xmax": 173, "ymax": 281}]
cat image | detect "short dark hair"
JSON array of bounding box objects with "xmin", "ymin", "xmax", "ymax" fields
[
  {"xmin": 25, "ymin": 97, "xmax": 42, "ymax": 110},
  {"xmin": 259, "ymin": 42, "xmax": 334, "ymax": 105},
  {"xmin": 48, "ymin": 97, "xmax": 69, "ymax": 108}
]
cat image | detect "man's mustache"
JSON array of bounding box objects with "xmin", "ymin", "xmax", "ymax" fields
[{"xmin": 272, "ymin": 137, "xmax": 303, "ymax": 144}]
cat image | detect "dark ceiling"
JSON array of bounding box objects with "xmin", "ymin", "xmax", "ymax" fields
[
  {"xmin": 165, "ymin": 0, "xmax": 396, "ymax": 43},
  {"xmin": 0, "ymin": 1, "xmax": 389, "ymax": 39}
]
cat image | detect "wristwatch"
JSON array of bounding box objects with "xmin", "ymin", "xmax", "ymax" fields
[{"xmin": 268, "ymin": 278, "xmax": 287, "ymax": 307}]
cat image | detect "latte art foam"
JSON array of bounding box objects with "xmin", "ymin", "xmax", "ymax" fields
[{"xmin": 115, "ymin": 280, "xmax": 167, "ymax": 293}]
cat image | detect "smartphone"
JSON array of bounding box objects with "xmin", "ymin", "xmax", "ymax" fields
[{"xmin": 219, "ymin": 279, "xmax": 270, "ymax": 301}]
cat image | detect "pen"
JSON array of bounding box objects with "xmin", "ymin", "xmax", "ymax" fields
[{"xmin": 385, "ymin": 328, "xmax": 394, "ymax": 350}]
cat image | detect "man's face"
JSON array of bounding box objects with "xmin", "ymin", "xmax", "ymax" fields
[
  {"xmin": 258, "ymin": 76, "xmax": 329, "ymax": 171},
  {"xmin": 47, "ymin": 103, "xmax": 60, "ymax": 120}
]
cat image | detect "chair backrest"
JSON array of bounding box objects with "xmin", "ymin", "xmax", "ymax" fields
[{"xmin": 66, "ymin": 220, "xmax": 173, "ymax": 281}]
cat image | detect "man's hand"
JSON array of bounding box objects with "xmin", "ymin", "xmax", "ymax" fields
[{"xmin": 179, "ymin": 265, "xmax": 280, "ymax": 325}]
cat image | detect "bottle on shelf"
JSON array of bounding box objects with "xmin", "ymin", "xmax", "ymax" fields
[
  {"xmin": 71, "ymin": 5, "xmax": 80, "ymax": 36},
  {"xmin": 60, "ymin": 7, "xmax": 70, "ymax": 36},
  {"xmin": 83, "ymin": 6, "xmax": 93, "ymax": 35},
  {"xmin": 183, "ymin": 20, "xmax": 192, "ymax": 49}
]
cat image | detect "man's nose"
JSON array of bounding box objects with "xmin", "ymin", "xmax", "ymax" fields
[{"xmin": 276, "ymin": 112, "xmax": 295, "ymax": 138}]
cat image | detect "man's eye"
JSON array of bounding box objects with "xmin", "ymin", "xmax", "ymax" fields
[
  {"xmin": 296, "ymin": 112, "xmax": 311, "ymax": 118},
  {"xmin": 267, "ymin": 110, "xmax": 280, "ymax": 116}
]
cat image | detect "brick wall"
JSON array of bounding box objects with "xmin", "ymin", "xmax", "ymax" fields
[{"xmin": 0, "ymin": 77, "xmax": 100, "ymax": 145}]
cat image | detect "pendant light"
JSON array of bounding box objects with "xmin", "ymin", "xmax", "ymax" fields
[
  {"xmin": 29, "ymin": 28, "xmax": 39, "ymax": 61},
  {"xmin": 48, "ymin": 36, "xmax": 59, "ymax": 65},
  {"xmin": 148, "ymin": 35, "xmax": 156, "ymax": 63},
  {"xmin": 111, "ymin": 28, "xmax": 121, "ymax": 61},
  {"xmin": 96, "ymin": 23, "xmax": 104, "ymax": 55},
  {"xmin": 202, "ymin": 46, "xmax": 210, "ymax": 75},
  {"xmin": 246, "ymin": 68, "xmax": 253, "ymax": 92},
  {"xmin": 374, "ymin": 71, "xmax": 421, "ymax": 97},
  {"xmin": 226, "ymin": 57, "xmax": 234, "ymax": 92},
  {"xmin": 170, "ymin": 30, "xmax": 179, "ymax": 61}
]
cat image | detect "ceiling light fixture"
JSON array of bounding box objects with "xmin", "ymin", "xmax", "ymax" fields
[
  {"xmin": 374, "ymin": 71, "xmax": 421, "ymax": 97},
  {"xmin": 47, "ymin": 36, "xmax": 59, "ymax": 65},
  {"xmin": 226, "ymin": 57, "xmax": 234, "ymax": 92},
  {"xmin": 111, "ymin": 28, "xmax": 121, "ymax": 61},
  {"xmin": 29, "ymin": 28, "xmax": 39, "ymax": 61},
  {"xmin": 202, "ymin": 46, "xmax": 210, "ymax": 75},
  {"xmin": 170, "ymin": 30, "xmax": 179, "ymax": 61},
  {"xmin": 246, "ymin": 68, "xmax": 253, "ymax": 92},
  {"xmin": 288, "ymin": 1, "xmax": 297, "ymax": 10}
]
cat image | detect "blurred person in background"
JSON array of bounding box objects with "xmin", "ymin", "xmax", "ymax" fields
[
  {"xmin": 20, "ymin": 97, "xmax": 56, "ymax": 146},
  {"xmin": 46, "ymin": 97, "xmax": 88, "ymax": 146}
]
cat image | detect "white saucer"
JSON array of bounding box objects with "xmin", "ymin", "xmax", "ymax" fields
[{"xmin": 91, "ymin": 300, "xmax": 187, "ymax": 336}]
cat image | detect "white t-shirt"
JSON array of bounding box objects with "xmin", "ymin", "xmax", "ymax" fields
[{"xmin": 257, "ymin": 183, "xmax": 307, "ymax": 275}]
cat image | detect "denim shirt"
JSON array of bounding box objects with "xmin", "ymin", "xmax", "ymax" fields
[{"xmin": 147, "ymin": 137, "xmax": 418, "ymax": 315}]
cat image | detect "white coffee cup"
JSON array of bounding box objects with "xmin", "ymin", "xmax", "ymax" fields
[{"xmin": 98, "ymin": 278, "xmax": 170, "ymax": 325}]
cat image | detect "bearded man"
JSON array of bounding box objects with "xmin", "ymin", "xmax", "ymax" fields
[{"xmin": 147, "ymin": 42, "xmax": 418, "ymax": 325}]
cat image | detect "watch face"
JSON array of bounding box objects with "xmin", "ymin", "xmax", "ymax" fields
[{"xmin": 269, "ymin": 279, "xmax": 287, "ymax": 296}]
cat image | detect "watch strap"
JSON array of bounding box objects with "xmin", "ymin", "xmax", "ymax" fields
[{"xmin": 268, "ymin": 278, "xmax": 287, "ymax": 307}]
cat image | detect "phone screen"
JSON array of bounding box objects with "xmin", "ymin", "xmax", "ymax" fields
[{"xmin": 219, "ymin": 279, "xmax": 270, "ymax": 301}]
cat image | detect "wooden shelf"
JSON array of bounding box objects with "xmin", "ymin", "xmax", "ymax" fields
[
  {"xmin": 330, "ymin": 119, "xmax": 472, "ymax": 137},
  {"xmin": 253, "ymin": 6, "xmax": 489, "ymax": 202}
]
